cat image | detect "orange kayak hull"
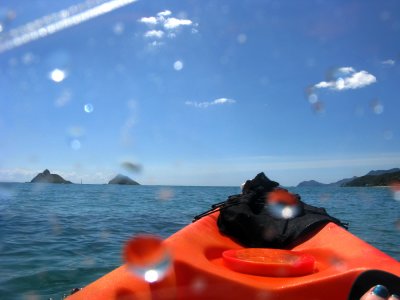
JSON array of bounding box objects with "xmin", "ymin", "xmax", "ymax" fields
[{"xmin": 68, "ymin": 213, "xmax": 400, "ymax": 299}]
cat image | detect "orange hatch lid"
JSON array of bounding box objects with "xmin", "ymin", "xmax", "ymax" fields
[{"xmin": 222, "ymin": 248, "xmax": 315, "ymax": 277}]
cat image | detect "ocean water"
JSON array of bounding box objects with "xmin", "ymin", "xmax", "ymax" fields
[{"xmin": 0, "ymin": 183, "xmax": 399, "ymax": 299}]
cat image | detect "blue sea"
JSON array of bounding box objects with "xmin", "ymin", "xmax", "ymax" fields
[{"xmin": 0, "ymin": 183, "xmax": 399, "ymax": 299}]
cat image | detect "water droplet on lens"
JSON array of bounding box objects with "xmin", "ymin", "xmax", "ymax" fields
[
  {"xmin": 70, "ymin": 139, "xmax": 81, "ymax": 150},
  {"xmin": 190, "ymin": 276, "xmax": 207, "ymax": 294},
  {"xmin": 84, "ymin": 103, "xmax": 94, "ymax": 113},
  {"xmin": 336, "ymin": 77, "xmax": 345, "ymax": 90},
  {"xmin": 67, "ymin": 126, "xmax": 84, "ymax": 137},
  {"xmin": 24, "ymin": 294, "xmax": 40, "ymax": 300},
  {"xmin": 380, "ymin": 11, "xmax": 391, "ymax": 22},
  {"xmin": 394, "ymin": 191, "xmax": 400, "ymax": 202},
  {"xmin": 49, "ymin": 215, "xmax": 62, "ymax": 235},
  {"xmin": 173, "ymin": 60, "xmax": 183, "ymax": 71},
  {"xmin": 355, "ymin": 106, "xmax": 364, "ymax": 117},
  {"xmin": 22, "ymin": 52, "xmax": 35, "ymax": 65},
  {"xmin": 113, "ymin": 22, "xmax": 124, "ymax": 35},
  {"xmin": 220, "ymin": 55, "xmax": 229, "ymax": 65},
  {"xmin": 237, "ymin": 33, "xmax": 247, "ymax": 44},
  {"xmin": 49, "ymin": 68, "xmax": 67, "ymax": 83},
  {"xmin": 123, "ymin": 235, "xmax": 172, "ymax": 283},
  {"xmin": 390, "ymin": 182, "xmax": 400, "ymax": 201},
  {"xmin": 312, "ymin": 101, "xmax": 325, "ymax": 114},
  {"xmin": 121, "ymin": 161, "xmax": 142, "ymax": 173},
  {"xmin": 308, "ymin": 93, "xmax": 318, "ymax": 104},
  {"xmin": 329, "ymin": 256, "xmax": 348, "ymax": 272},
  {"xmin": 383, "ymin": 130, "xmax": 393, "ymax": 140},
  {"xmin": 55, "ymin": 90, "xmax": 72, "ymax": 107},
  {"xmin": 0, "ymin": 185, "xmax": 13, "ymax": 211},
  {"xmin": 395, "ymin": 220, "xmax": 400, "ymax": 231},
  {"xmin": 371, "ymin": 100, "xmax": 384, "ymax": 114},
  {"xmin": 305, "ymin": 57, "xmax": 316, "ymax": 68},
  {"xmin": 259, "ymin": 76, "xmax": 270, "ymax": 86},
  {"xmin": 158, "ymin": 188, "xmax": 174, "ymax": 201},
  {"xmin": 267, "ymin": 203, "xmax": 300, "ymax": 219},
  {"xmin": 82, "ymin": 257, "xmax": 96, "ymax": 267}
]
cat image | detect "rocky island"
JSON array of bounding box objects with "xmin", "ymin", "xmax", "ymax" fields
[
  {"xmin": 297, "ymin": 177, "xmax": 356, "ymax": 187},
  {"xmin": 343, "ymin": 170, "xmax": 400, "ymax": 187},
  {"xmin": 108, "ymin": 174, "xmax": 140, "ymax": 185},
  {"xmin": 297, "ymin": 168, "xmax": 400, "ymax": 187},
  {"xmin": 30, "ymin": 169, "xmax": 72, "ymax": 184}
]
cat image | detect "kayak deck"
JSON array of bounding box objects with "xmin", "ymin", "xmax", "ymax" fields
[{"xmin": 68, "ymin": 213, "xmax": 400, "ymax": 299}]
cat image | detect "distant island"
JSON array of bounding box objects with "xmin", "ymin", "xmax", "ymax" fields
[
  {"xmin": 30, "ymin": 169, "xmax": 72, "ymax": 184},
  {"xmin": 297, "ymin": 177, "xmax": 356, "ymax": 187},
  {"xmin": 28, "ymin": 170, "xmax": 140, "ymax": 185},
  {"xmin": 343, "ymin": 170, "xmax": 400, "ymax": 187},
  {"xmin": 297, "ymin": 168, "xmax": 400, "ymax": 187},
  {"xmin": 108, "ymin": 174, "xmax": 140, "ymax": 185}
]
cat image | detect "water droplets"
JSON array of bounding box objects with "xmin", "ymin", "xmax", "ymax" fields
[
  {"xmin": 379, "ymin": 11, "xmax": 391, "ymax": 22},
  {"xmin": 0, "ymin": 7, "xmax": 16, "ymax": 33},
  {"xmin": 49, "ymin": 68, "xmax": 67, "ymax": 83},
  {"xmin": 190, "ymin": 276, "xmax": 207, "ymax": 294},
  {"xmin": 265, "ymin": 188, "xmax": 302, "ymax": 219},
  {"xmin": 173, "ymin": 60, "xmax": 183, "ymax": 71},
  {"xmin": 113, "ymin": 22, "xmax": 124, "ymax": 35},
  {"xmin": 395, "ymin": 219, "xmax": 400, "ymax": 231},
  {"xmin": 265, "ymin": 189, "xmax": 302, "ymax": 219},
  {"xmin": 22, "ymin": 52, "xmax": 36, "ymax": 65},
  {"xmin": 335, "ymin": 77, "xmax": 345, "ymax": 90},
  {"xmin": 70, "ymin": 139, "xmax": 81, "ymax": 150},
  {"xmin": 54, "ymin": 90, "xmax": 72, "ymax": 107},
  {"xmin": 67, "ymin": 126, "xmax": 84, "ymax": 150},
  {"xmin": 267, "ymin": 203, "xmax": 301, "ymax": 219},
  {"xmin": 371, "ymin": 99, "xmax": 384, "ymax": 115},
  {"xmin": 67, "ymin": 126, "xmax": 85, "ymax": 137},
  {"xmin": 305, "ymin": 87, "xmax": 325, "ymax": 114},
  {"xmin": 383, "ymin": 130, "xmax": 394, "ymax": 140},
  {"xmin": 121, "ymin": 161, "xmax": 142, "ymax": 173},
  {"xmin": 237, "ymin": 33, "xmax": 247, "ymax": 44},
  {"xmin": 84, "ymin": 103, "xmax": 94, "ymax": 113},
  {"xmin": 329, "ymin": 256, "xmax": 348, "ymax": 272},
  {"xmin": 123, "ymin": 235, "xmax": 172, "ymax": 283},
  {"xmin": 157, "ymin": 187, "xmax": 175, "ymax": 201},
  {"xmin": 390, "ymin": 182, "xmax": 400, "ymax": 201},
  {"xmin": 0, "ymin": 184, "xmax": 14, "ymax": 212},
  {"xmin": 308, "ymin": 93, "xmax": 318, "ymax": 104}
]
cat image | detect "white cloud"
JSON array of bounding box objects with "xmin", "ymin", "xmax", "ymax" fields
[
  {"xmin": 214, "ymin": 98, "xmax": 235, "ymax": 104},
  {"xmin": 157, "ymin": 10, "xmax": 172, "ymax": 17},
  {"xmin": 314, "ymin": 81, "xmax": 333, "ymax": 89},
  {"xmin": 337, "ymin": 67, "xmax": 355, "ymax": 74},
  {"xmin": 314, "ymin": 67, "xmax": 376, "ymax": 91},
  {"xmin": 382, "ymin": 59, "xmax": 395, "ymax": 66},
  {"xmin": 163, "ymin": 17, "xmax": 193, "ymax": 29},
  {"xmin": 342, "ymin": 71, "xmax": 376, "ymax": 89},
  {"xmin": 138, "ymin": 10, "xmax": 197, "ymax": 44},
  {"xmin": 185, "ymin": 98, "xmax": 236, "ymax": 108},
  {"xmin": 139, "ymin": 16, "xmax": 157, "ymax": 25},
  {"xmin": 144, "ymin": 30, "xmax": 164, "ymax": 38}
]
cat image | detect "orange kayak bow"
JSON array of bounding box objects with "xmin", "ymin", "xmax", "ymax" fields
[{"xmin": 68, "ymin": 212, "xmax": 400, "ymax": 300}]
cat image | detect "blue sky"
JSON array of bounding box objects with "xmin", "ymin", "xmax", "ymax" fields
[{"xmin": 1, "ymin": 0, "xmax": 400, "ymax": 186}]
